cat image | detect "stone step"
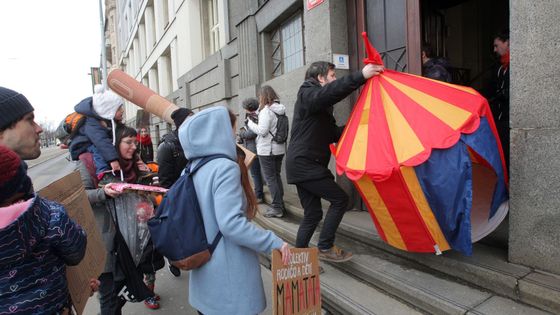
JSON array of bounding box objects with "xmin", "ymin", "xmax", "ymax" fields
[
  {"xmin": 264, "ymin": 191, "xmax": 560, "ymax": 314},
  {"xmin": 256, "ymin": 198, "xmax": 556, "ymax": 314}
]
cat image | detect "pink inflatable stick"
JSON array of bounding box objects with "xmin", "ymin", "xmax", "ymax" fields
[{"xmin": 107, "ymin": 69, "xmax": 179, "ymax": 124}]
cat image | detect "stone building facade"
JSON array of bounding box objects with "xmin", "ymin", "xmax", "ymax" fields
[{"xmin": 112, "ymin": 0, "xmax": 560, "ymax": 274}]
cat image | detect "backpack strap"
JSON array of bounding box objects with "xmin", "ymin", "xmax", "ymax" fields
[
  {"xmin": 186, "ymin": 153, "xmax": 231, "ymax": 253},
  {"xmin": 186, "ymin": 154, "xmax": 231, "ymax": 176},
  {"xmin": 268, "ymin": 112, "xmax": 281, "ymax": 141},
  {"xmin": 208, "ymin": 231, "xmax": 222, "ymax": 254}
]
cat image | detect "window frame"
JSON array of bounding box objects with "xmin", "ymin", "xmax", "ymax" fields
[{"xmin": 270, "ymin": 11, "xmax": 305, "ymax": 78}]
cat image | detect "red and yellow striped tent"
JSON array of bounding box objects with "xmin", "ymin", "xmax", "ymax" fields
[{"xmin": 332, "ymin": 33, "xmax": 509, "ymax": 255}]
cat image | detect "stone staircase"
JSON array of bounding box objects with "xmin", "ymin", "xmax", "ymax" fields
[{"xmin": 255, "ymin": 192, "xmax": 560, "ymax": 314}]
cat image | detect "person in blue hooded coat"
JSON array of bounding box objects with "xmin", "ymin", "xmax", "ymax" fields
[{"xmin": 179, "ymin": 106, "xmax": 290, "ymax": 315}]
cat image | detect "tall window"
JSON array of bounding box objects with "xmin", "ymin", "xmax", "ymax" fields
[
  {"xmin": 271, "ymin": 12, "xmax": 304, "ymax": 77},
  {"xmin": 202, "ymin": 0, "xmax": 221, "ymax": 56}
]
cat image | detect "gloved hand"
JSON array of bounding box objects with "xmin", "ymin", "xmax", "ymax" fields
[
  {"xmin": 171, "ymin": 107, "xmax": 194, "ymax": 128},
  {"xmin": 248, "ymin": 114, "xmax": 258, "ymax": 124}
]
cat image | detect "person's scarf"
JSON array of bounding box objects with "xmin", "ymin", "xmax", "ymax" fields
[
  {"xmin": 119, "ymin": 157, "xmax": 138, "ymax": 183},
  {"xmin": 137, "ymin": 133, "xmax": 152, "ymax": 146},
  {"xmin": 500, "ymin": 51, "xmax": 510, "ymax": 69}
]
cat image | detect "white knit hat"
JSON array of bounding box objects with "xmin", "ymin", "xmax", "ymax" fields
[
  {"xmin": 92, "ymin": 85, "xmax": 123, "ymax": 120},
  {"xmin": 92, "ymin": 84, "xmax": 123, "ymax": 145}
]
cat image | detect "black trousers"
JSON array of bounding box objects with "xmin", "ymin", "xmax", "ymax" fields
[
  {"xmin": 98, "ymin": 273, "xmax": 126, "ymax": 315},
  {"xmin": 294, "ymin": 176, "xmax": 349, "ymax": 250}
]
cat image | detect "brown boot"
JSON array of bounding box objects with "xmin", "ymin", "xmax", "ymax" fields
[{"xmin": 318, "ymin": 245, "xmax": 353, "ymax": 262}]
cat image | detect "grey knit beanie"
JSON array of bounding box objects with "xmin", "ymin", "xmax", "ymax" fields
[{"xmin": 0, "ymin": 87, "xmax": 34, "ymax": 130}]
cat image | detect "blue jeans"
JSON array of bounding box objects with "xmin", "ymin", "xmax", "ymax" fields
[
  {"xmin": 88, "ymin": 144, "xmax": 109, "ymax": 176},
  {"xmin": 259, "ymin": 154, "xmax": 285, "ymax": 211},
  {"xmin": 250, "ymin": 156, "xmax": 264, "ymax": 199}
]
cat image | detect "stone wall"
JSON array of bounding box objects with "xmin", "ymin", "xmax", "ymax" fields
[{"xmin": 509, "ymin": 0, "xmax": 560, "ymax": 274}]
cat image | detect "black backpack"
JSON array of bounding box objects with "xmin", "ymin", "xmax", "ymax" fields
[
  {"xmin": 270, "ymin": 113, "xmax": 289, "ymax": 144},
  {"xmin": 148, "ymin": 154, "xmax": 228, "ymax": 270}
]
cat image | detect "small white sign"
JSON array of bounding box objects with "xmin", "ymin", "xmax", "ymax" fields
[{"xmin": 333, "ymin": 54, "xmax": 349, "ymax": 70}]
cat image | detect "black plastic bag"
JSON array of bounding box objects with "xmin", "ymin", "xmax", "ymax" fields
[{"xmin": 112, "ymin": 209, "xmax": 153, "ymax": 303}]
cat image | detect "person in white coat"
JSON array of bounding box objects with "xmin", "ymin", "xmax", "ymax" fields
[{"xmin": 247, "ymin": 85, "xmax": 287, "ymax": 218}]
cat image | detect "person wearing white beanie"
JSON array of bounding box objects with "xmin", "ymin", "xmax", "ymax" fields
[{"xmin": 69, "ymin": 85, "xmax": 126, "ymax": 179}]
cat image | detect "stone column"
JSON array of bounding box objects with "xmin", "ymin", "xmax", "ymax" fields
[
  {"xmin": 157, "ymin": 55, "xmax": 172, "ymax": 97},
  {"xmin": 145, "ymin": 6, "xmax": 156, "ymax": 50},
  {"xmin": 133, "ymin": 38, "xmax": 141, "ymax": 75},
  {"xmin": 237, "ymin": 14, "xmax": 260, "ymax": 111},
  {"xmin": 148, "ymin": 68, "xmax": 159, "ymax": 94},
  {"xmin": 509, "ymin": 0, "xmax": 560, "ymax": 274},
  {"xmin": 139, "ymin": 23, "xmax": 147, "ymax": 63}
]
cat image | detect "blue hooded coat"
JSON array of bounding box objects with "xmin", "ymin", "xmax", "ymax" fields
[{"xmin": 179, "ymin": 106, "xmax": 284, "ymax": 315}]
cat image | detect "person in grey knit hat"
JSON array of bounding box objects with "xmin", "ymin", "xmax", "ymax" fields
[{"xmin": 0, "ymin": 86, "xmax": 43, "ymax": 160}]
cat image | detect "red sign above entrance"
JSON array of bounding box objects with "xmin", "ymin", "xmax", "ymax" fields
[{"xmin": 306, "ymin": 0, "xmax": 324, "ymax": 11}]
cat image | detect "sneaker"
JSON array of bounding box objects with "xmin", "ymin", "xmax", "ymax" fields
[
  {"xmin": 145, "ymin": 283, "xmax": 160, "ymax": 301},
  {"xmin": 318, "ymin": 245, "xmax": 353, "ymax": 262},
  {"xmin": 263, "ymin": 208, "xmax": 284, "ymax": 218},
  {"xmin": 144, "ymin": 296, "xmax": 160, "ymax": 309},
  {"xmin": 168, "ymin": 264, "xmax": 181, "ymax": 277}
]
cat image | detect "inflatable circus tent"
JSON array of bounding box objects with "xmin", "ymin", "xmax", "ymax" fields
[{"xmin": 332, "ymin": 33, "xmax": 509, "ymax": 255}]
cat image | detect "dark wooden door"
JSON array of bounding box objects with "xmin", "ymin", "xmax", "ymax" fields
[
  {"xmin": 347, "ymin": 0, "xmax": 421, "ymax": 74},
  {"xmin": 364, "ymin": 0, "xmax": 421, "ymax": 74},
  {"xmin": 345, "ymin": 0, "xmax": 421, "ymax": 210}
]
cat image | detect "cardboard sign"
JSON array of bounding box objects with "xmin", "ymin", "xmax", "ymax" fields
[
  {"xmin": 238, "ymin": 143, "xmax": 256, "ymax": 167},
  {"xmin": 272, "ymin": 248, "xmax": 321, "ymax": 315},
  {"xmin": 39, "ymin": 171, "xmax": 106, "ymax": 315}
]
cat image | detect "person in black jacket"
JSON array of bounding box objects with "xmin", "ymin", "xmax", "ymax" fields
[
  {"xmin": 157, "ymin": 132, "xmax": 188, "ymax": 188},
  {"xmin": 156, "ymin": 107, "xmax": 192, "ymax": 277},
  {"xmin": 286, "ymin": 61, "xmax": 383, "ymax": 262},
  {"xmin": 238, "ymin": 97, "xmax": 265, "ymax": 203},
  {"xmin": 490, "ymin": 29, "xmax": 510, "ymax": 168},
  {"xmin": 137, "ymin": 127, "xmax": 154, "ymax": 163}
]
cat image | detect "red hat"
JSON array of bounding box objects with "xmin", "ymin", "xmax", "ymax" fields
[
  {"xmin": 0, "ymin": 145, "xmax": 32, "ymax": 205},
  {"xmin": 0, "ymin": 145, "xmax": 21, "ymax": 186}
]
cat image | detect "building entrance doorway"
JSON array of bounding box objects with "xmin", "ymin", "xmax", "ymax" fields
[{"xmin": 347, "ymin": 1, "xmax": 510, "ymax": 248}]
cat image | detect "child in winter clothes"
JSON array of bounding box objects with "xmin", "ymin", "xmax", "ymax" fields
[
  {"xmin": 69, "ymin": 85, "xmax": 125, "ymax": 178},
  {"xmin": 0, "ymin": 145, "xmax": 87, "ymax": 315}
]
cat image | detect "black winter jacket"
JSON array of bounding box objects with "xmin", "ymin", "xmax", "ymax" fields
[
  {"xmin": 238, "ymin": 113, "xmax": 258, "ymax": 154},
  {"xmin": 157, "ymin": 132, "xmax": 188, "ymax": 188},
  {"xmin": 286, "ymin": 71, "xmax": 366, "ymax": 184},
  {"xmin": 423, "ymin": 58, "xmax": 452, "ymax": 83}
]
